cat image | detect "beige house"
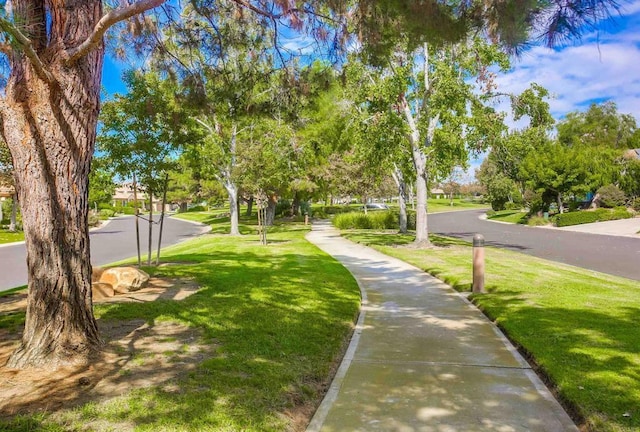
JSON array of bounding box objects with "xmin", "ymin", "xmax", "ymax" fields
[
  {"xmin": 112, "ymin": 183, "xmax": 165, "ymax": 212},
  {"xmin": 0, "ymin": 180, "xmax": 15, "ymax": 198}
]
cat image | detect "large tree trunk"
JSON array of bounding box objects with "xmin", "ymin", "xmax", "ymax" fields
[
  {"xmin": 291, "ymin": 191, "xmax": 300, "ymax": 217},
  {"xmin": 225, "ymin": 182, "xmax": 240, "ymax": 235},
  {"xmin": 265, "ymin": 194, "xmax": 277, "ymax": 226},
  {"xmin": 1, "ymin": 0, "xmax": 104, "ymax": 368},
  {"xmin": 414, "ymin": 172, "xmax": 430, "ymax": 245},
  {"xmin": 392, "ymin": 165, "xmax": 408, "ymax": 234},
  {"xmin": 245, "ymin": 196, "xmax": 253, "ymax": 217}
]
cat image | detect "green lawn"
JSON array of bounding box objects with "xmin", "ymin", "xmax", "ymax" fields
[
  {"xmin": 426, "ymin": 198, "xmax": 488, "ymax": 213},
  {"xmin": 0, "ymin": 220, "xmax": 360, "ymax": 431},
  {"xmin": 0, "ymin": 229, "xmax": 24, "ymax": 244},
  {"xmin": 342, "ymin": 230, "xmax": 640, "ymax": 432},
  {"xmin": 486, "ymin": 209, "xmax": 529, "ymax": 224}
]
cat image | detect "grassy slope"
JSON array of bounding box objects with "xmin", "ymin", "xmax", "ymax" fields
[
  {"xmin": 342, "ymin": 230, "xmax": 639, "ymax": 432},
  {"xmin": 1, "ymin": 220, "xmax": 360, "ymax": 431}
]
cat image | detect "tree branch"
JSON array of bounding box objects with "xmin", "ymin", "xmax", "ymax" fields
[
  {"xmin": 0, "ymin": 18, "xmax": 54, "ymax": 83},
  {"xmin": 64, "ymin": 0, "xmax": 167, "ymax": 64}
]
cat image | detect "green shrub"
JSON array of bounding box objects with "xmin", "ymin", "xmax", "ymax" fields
[
  {"xmin": 504, "ymin": 202, "xmax": 522, "ymax": 210},
  {"xmin": 99, "ymin": 209, "xmax": 115, "ymax": 219},
  {"xmin": 275, "ymin": 199, "xmax": 291, "ymax": 217},
  {"xmin": 187, "ymin": 205, "xmax": 206, "ymax": 212},
  {"xmin": 323, "ymin": 205, "xmax": 356, "ymax": 215},
  {"xmin": 632, "ymin": 197, "xmax": 640, "ymax": 212},
  {"xmin": 333, "ymin": 211, "xmax": 398, "ymax": 230},
  {"xmin": 527, "ymin": 216, "xmax": 548, "ymax": 226},
  {"xmin": 596, "ymin": 184, "xmax": 627, "ymax": 208},
  {"xmin": 486, "ymin": 210, "xmax": 496, "ymax": 217},
  {"xmin": 98, "ymin": 203, "xmax": 114, "ymax": 211},
  {"xmin": 88, "ymin": 213, "xmax": 101, "ymax": 227},
  {"xmin": 555, "ymin": 208, "xmax": 632, "ymax": 227},
  {"xmin": 115, "ymin": 206, "xmax": 137, "ymax": 215}
]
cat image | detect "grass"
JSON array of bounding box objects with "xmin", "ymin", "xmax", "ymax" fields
[
  {"xmin": 342, "ymin": 229, "xmax": 640, "ymax": 432},
  {"xmin": 426, "ymin": 198, "xmax": 488, "ymax": 213},
  {"xmin": 0, "ymin": 229, "xmax": 24, "ymax": 244},
  {"xmin": 486, "ymin": 209, "xmax": 529, "ymax": 224},
  {"xmin": 0, "ymin": 218, "xmax": 361, "ymax": 431}
]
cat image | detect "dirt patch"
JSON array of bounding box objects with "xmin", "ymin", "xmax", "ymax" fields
[{"xmin": 0, "ymin": 277, "xmax": 208, "ymax": 419}]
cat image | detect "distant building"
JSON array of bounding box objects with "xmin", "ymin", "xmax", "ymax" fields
[
  {"xmin": 0, "ymin": 182, "xmax": 14, "ymax": 199},
  {"xmin": 430, "ymin": 188, "xmax": 445, "ymax": 199},
  {"xmin": 112, "ymin": 183, "xmax": 165, "ymax": 212}
]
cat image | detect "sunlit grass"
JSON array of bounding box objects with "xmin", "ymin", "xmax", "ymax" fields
[
  {"xmin": 486, "ymin": 209, "xmax": 528, "ymax": 224},
  {"xmin": 0, "ymin": 220, "xmax": 360, "ymax": 431},
  {"xmin": 343, "ymin": 229, "xmax": 640, "ymax": 432},
  {"xmin": 0, "ymin": 229, "xmax": 24, "ymax": 244}
]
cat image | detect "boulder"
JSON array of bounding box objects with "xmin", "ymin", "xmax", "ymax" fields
[
  {"xmin": 92, "ymin": 267, "xmax": 105, "ymax": 283},
  {"xmin": 92, "ymin": 282, "xmax": 115, "ymax": 300},
  {"xmin": 99, "ymin": 267, "xmax": 150, "ymax": 294}
]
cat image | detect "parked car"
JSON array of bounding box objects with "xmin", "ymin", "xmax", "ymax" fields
[{"xmin": 363, "ymin": 203, "xmax": 390, "ymax": 211}]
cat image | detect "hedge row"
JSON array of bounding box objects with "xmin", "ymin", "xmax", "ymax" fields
[
  {"xmin": 333, "ymin": 211, "xmax": 397, "ymax": 230},
  {"xmin": 554, "ymin": 207, "xmax": 633, "ymax": 227}
]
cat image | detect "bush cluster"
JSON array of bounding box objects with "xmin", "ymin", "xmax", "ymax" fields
[
  {"xmin": 596, "ymin": 184, "xmax": 627, "ymax": 208},
  {"xmin": 88, "ymin": 213, "xmax": 101, "ymax": 227},
  {"xmin": 114, "ymin": 206, "xmax": 137, "ymax": 215},
  {"xmin": 186, "ymin": 205, "xmax": 206, "ymax": 212},
  {"xmin": 333, "ymin": 211, "xmax": 398, "ymax": 230},
  {"xmin": 99, "ymin": 209, "xmax": 116, "ymax": 219},
  {"xmin": 554, "ymin": 207, "xmax": 632, "ymax": 227},
  {"xmin": 632, "ymin": 197, "xmax": 640, "ymax": 212}
]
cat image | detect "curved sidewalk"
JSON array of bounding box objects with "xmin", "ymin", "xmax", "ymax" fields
[{"xmin": 306, "ymin": 221, "xmax": 578, "ymax": 432}]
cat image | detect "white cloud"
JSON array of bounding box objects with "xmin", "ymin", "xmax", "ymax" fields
[{"xmin": 495, "ymin": 40, "xmax": 640, "ymax": 121}]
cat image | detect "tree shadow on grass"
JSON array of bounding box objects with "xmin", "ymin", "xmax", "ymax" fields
[
  {"xmin": 0, "ymin": 242, "xmax": 360, "ymax": 431},
  {"xmin": 471, "ymin": 291, "xmax": 640, "ymax": 431}
]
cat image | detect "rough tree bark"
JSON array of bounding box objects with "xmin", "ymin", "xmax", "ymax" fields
[
  {"xmin": 391, "ymin": 164, "xmax": 408, "ymax": 234},
  {"xmin": 245, "ymin": 196, "xmax": 253, "ymax": 217},
  {"xmin": 0, "ymin": 0, "xmax": 165, "ymax": 369},
  {"xmin": 265, "ymin": 194, "xmax": 277, "ymax": 226}
]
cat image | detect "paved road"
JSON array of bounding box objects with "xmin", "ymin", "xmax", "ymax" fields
[
  {"xmin": 429, "ymin": 209, "xmax": 640, "ymax": 281},
  {"xmin": 0, "ymin": 215, "xmax": 208, "ymax": 291}
]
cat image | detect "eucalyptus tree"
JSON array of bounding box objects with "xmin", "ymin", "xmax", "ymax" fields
[{"xmin": 347, "ymin": 39, "xmax": 513, "ymax": 245}]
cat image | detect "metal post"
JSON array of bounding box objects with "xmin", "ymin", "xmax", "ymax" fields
[{"xmin": 472, "ymin": 234, "xmax": 485, "ymax": 293}]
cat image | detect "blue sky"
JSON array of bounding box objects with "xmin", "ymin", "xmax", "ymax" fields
[{"xmin": 494, "ymin": 0, "xmax": 640, "ymax": 123}]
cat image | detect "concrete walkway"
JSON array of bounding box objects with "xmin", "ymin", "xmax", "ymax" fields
[{"xmin": 306, "ymin": 221, "xmax": 578, "ymax": 432}]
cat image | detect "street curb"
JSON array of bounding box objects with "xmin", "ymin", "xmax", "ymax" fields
[{"xmin": 480, "ymin": 212, "xmax": 640, "ymax": 238}]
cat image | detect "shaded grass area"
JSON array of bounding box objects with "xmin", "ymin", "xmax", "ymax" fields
[
  {"xmin": 0, "ymin": 229, "xmax": 24, "ymax": 244},
  {"xmin": 343, "ymin": 229, "xmax": 640, "ymax": 432},
  {"xmin": 1, "ymin": 222, "xmax": 361, "ymax": 431}
]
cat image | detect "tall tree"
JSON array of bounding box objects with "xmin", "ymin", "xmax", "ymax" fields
[
  {"xmin": 98, "ymin": 71, "xmax": 189, "ymax": 264},
  {"xmin": 347, "ymin": 39, "xmax": 511, "ymax": 245},
  {"xmin": 0, "ymin": 0, "xmax": 166, "ymax": 369}
]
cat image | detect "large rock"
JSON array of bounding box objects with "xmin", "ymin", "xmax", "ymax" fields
[
  {"xmin": 92, "ymin": 282, "xmax": 115, "ymax": 300},
  {"xmin": 99, "ymin": 267, "xmax": 150, "ymax": 294},
  {"xmin": 92, "ymin": 267, "xmax": 105, "ymax": 283}
]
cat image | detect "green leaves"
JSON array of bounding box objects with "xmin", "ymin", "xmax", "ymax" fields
[{"xmin": 97, "ymin": 71, "xmax": 189, "ymax": 191}]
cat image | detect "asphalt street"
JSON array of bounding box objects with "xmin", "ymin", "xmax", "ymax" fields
[
  {"xmin": 0, "ymin": 215, "xmax": 208, "ymax": 291},
  {"xmin": 429, "ymin": 209, "xmax": 640, "ymax": 281}
]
